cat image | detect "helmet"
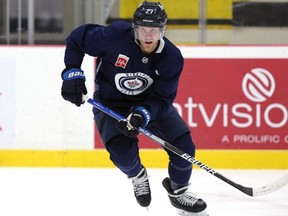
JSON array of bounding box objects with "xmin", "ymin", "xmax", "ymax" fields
[{"xmin": 132, "ymin": 1, "xmax": 167, "ymax": 28}]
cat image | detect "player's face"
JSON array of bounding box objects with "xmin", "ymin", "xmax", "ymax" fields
[{"xmin": 134, "ymin": 26, "xmax": 164, "ymax": 54}]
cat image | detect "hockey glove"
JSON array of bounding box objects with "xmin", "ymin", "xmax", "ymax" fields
[
  {"xmin": 116, "ymin": 106, "xmax": 151, "ymax": 138},
  {"xmin": 61, "ymin": 68, "xmax": 87, "ymax": 107}
]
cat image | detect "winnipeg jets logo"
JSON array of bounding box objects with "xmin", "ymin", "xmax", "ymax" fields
[
  {"xmin": 115, "ymin": 54, "xmax": 129, "ymax": 69},
  {"xmin": 127, "ymin": 79, "xmax": 141, "ymax": 89},
  {"xmin": 115, "ymin": 72, "xmax": 153, "ymax": 95}
]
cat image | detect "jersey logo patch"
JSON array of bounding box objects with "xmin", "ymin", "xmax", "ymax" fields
[
  {"xmin": 115, "ymin": 72, "xmax": 153, "ymax": 95},
  {"xmin": 115, "ymin": 54, "xmax": 129, "ymax": 69}
]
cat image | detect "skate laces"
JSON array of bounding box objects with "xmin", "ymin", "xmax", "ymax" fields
[
  {"xmin": 169, "ymin": 186, "xmax": 199, "ymax": 207},
  {"xmin": 175, "ymin": 192, "xmax": 199, "ymax": 206},
  {"xmin": 131, "ymin": 169, "xmax": 150, "ymax": 196}
]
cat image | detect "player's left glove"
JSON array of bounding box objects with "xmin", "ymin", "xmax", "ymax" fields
[{"xmin": 116, "ymin": 106, "xmax": 151, "ymax": 138}]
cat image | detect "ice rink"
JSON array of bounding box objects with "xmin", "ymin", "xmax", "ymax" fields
[{"xmin": 0, "ymin": 168, "xmax": 287, "ymax": 216}]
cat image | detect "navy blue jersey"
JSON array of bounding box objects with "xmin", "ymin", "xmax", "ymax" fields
[{"xmin": 64, "ymin": 21, "xmax": 184, "ymax": 120}]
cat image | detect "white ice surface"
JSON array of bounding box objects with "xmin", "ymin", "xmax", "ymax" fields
[{"xmin": 0, "ymin": 168, "xmax": 287, "ymax": 216}]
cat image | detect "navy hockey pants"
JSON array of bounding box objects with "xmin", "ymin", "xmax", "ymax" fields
[{"xmin": 93, "ymin": 105, "xmax": 195, "ymax": 186}]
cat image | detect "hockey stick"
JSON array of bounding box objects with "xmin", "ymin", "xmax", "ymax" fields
[{"xmin": 83, "ymin": 95, "xmax": 288, "ymax": 197}]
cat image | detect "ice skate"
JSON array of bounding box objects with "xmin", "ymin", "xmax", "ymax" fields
[
  {"xmin": 129, "ymin": 167, "xmax": 151, "ymax": 207},
  {"xmin": 162, "ymin": 177, "xmax": 208, "ymax": 216}
]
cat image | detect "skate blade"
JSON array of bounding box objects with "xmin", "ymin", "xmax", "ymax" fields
[
  {"xmin": 176, "ymin": 208, "xmax": 209, "ymax": 216},
  {"xmin": 145, "ymin": 207, "xmax": 149, "ymax": 212}
]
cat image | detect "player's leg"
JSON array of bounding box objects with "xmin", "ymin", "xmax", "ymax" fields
[
  {"xmin": 147, "ymin": 106, "xmax": 208, "ymax": 215},
  {"xmin": 163, "ymin": 133, "xmax": 208, "ymax": 216},
  {"xmin": 93, "ymin": 107, "xmax": 151, "ymax": 207},
  {"xmin": 106, "ymin": 135, "xmax": 151, "ymax": 207}
]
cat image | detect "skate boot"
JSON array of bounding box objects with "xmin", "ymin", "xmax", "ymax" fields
[
  {"xmin": 162, "ymin": 177, "xmax": 208, "ymax": 216},
  {"xmin": 129, "ymin": 167, "xmax": 151, "ymax": 207}
]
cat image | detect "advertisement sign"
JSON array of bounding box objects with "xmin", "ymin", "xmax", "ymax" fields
[{"xmin": 175, "ymin": 58, "xmax": 288, "ymax": 149}]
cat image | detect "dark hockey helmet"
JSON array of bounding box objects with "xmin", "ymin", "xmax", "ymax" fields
[{"xmin": 132, "ymin": 1, "xmax": 167, "ymax": 28}]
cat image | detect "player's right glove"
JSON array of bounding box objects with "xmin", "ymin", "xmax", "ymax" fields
[
  {"xmin": 61, "ymin": 67, "xmax": 87, "ymax": 107},
  {"xmin": 116, "ymin": 106, "xmax": 151, "ymax": 138}
]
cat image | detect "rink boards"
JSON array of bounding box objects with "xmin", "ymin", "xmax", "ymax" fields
[
  {"xmin": 0, "ymin": 46, "xmax": 287, "ymax": 168},
  {"xmin": 0, "ymin": 149, "xmax": 287, "ymax": 169}
]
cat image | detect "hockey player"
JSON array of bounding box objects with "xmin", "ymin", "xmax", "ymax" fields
[{"xmin": 61, "ymin": 1, "xmax": 208, "ymax": 216}]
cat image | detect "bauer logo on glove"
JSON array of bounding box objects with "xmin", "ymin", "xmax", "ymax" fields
[{"xmin": 61, "ymin": 67, "xmax": 87, "ymax": 107}]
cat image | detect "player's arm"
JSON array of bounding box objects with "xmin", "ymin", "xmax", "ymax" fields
[
  {"xmin": 64, "ymin": 24, "xmax": 107, "ymax": 66},
  {"xmin": 61, "ymin": 24, "xmax": 107, "ymax": 106}
]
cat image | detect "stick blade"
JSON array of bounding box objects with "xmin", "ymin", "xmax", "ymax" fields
[{"xmin": 252, "ymin": 173, "xmax": 288, "ymax": 197}]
